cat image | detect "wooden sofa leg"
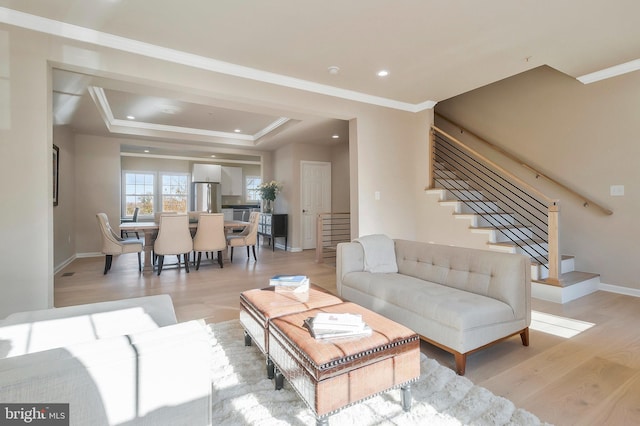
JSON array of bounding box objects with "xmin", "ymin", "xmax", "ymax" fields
[
  {"xmin": 520, "ymin": 327, "xmax": 530, "ymax": 346},
  {"xmin": 454, "ymin": 352, "xmax": 466, "ymax": 375}
]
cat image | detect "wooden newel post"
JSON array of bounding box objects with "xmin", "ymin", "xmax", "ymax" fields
[
  {"xmin": 315, "ymin": 213, "xmax": 323, "ymax": 263},
  {"xmin": 547, "ymin": 202, "xmax": 561, "ymax": 284}
]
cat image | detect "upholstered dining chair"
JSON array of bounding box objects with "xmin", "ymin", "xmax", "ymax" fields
[
  {"xmin": 226, "ymin": 211, "xmax": 260, "ymax": 262},
  {"xmin": 96, "ymin": 213, "xmax": 143, "ymax": 274},
  {"xmin": 153, "ymin": 214, "xmax": 193, "ymax": 275},
  {"xmin": 192, "ymin": 213, "xmax": 227, "ymax": 270},
  {"xmin": 120, "ymin": 207, "xmax": 140, "ymax": 239}
]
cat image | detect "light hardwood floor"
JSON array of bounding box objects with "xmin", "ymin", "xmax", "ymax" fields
[{"xmin": 55, "ymin": 246, "xmax": 640, "ymax": 425}]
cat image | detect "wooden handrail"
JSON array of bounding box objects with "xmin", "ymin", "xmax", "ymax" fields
[
  {"xmin": 431, "ymin": 125, "xmax": 559, "ymax": 207},
  {"xmin": 435, "ymin": 113, "xmax": 613, "ymax": 216}
]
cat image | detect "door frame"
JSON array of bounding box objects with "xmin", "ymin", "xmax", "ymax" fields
[{"xmin": 300, "ymin": 161, "xmax": 331, "ymax": 250}]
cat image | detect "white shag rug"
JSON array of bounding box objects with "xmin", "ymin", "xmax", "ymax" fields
[{"xmin": 209, "ymin": 320, "xmax": 551, "ymax": 426}]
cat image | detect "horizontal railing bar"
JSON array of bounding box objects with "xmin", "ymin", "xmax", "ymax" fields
[
  {"xmin": 435, "ymin": 113, "xmax": 612, "ymax": 216},
  {"xmin": 433, "ymin": 125, "xmax": 559, "ymax": 208}
]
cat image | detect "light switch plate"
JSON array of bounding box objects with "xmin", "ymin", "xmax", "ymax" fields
[{"xmin": 610, "ymin": 185, "xmax": 625, "ymax": 196}]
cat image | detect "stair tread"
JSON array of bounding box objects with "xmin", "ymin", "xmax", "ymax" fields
[
  {"xmin": 530, "ymin": 254, "xmax": 574, "ymax": 265},
  {"xmin": 488, "ymin": 239, "xmax": 546, "ymax": 247},
  {"xmin": 471, "ymin": 225, "xmax": 531, "ymax": 231},
  {"xmin": 453, "ymin": 212, "xmax": 515, "ymax": 217},
  {"xmin": 535, "ymin": 271, "xmax": 600, "ymax": 288}
]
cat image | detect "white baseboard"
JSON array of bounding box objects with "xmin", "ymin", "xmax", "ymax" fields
[
  {"xmin": 599, "ymin": 282, "xmax": 640, "ymax": 298},
  {"xmin": 76, "ymin": 252, "xmax": 103, "ymax": 258},
  {"xmin": 532, "ymin": 276, "xmax": 600, "ymax": 304},
  {"xmin": 54, "ymin": 255, "xmax": 77, "ymax": 274}
]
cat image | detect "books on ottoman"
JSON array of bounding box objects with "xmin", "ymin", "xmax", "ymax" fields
[
  {"xmin": 270, "ymin": 275, "xmax": 310, "ymax": 293},
  {"xmin": 305, "ymin": 312, "xmax": 372, "ymax": 340}
]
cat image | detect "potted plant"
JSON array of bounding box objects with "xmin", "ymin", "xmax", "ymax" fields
[{"xmin": 257, "ymin": 181, "xmax": 282, "ymax": 213}]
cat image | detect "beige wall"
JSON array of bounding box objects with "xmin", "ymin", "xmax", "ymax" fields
[
  {"xmin": 436, "ymin": 65, "xmax": 640, "ymax": 291},
  {"xmin": 0, "ymin": 23, "xmax": 431, "ymax": 317},
  {"xmin": 53, "ymin": 126, "xmax": 76, "ymax": 269},
  {"xmin": 75, "ymin": 135, "xmax": 122, "ymax": 254}
]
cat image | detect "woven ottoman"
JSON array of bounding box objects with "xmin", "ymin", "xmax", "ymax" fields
[
  {"xmin": 239, "ymin": 285, "xmax": 342, "ymax": 378},
  {"xmin": 268, "ymin": 302, "xmax": 420, "ymax": 425}
]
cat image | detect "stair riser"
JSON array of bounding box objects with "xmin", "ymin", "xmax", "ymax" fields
[
  {"xmin": 434, "ymin": 170, "xmax": 458, "ymax": 180},
  {"xmin": 440, "ymin": 189, "xmax": 484, "ymax": 200},
  {"xmin": 476, "ymin": 214, "xmax": 516, "ymax": 227},
  {"xmin": 435, "ymin": 178, "xmax": 469, "ymax": 189},
  {"xmin": 458, "ymin": 201, "xmax": 499, "ymax": 214},
  {"xmin": 474, "ymin": 227, "xmax": 533, "ymax": 243},
  {"xmin": 532, "ymin": 257, "xmax": 575, "ymax": 280}
]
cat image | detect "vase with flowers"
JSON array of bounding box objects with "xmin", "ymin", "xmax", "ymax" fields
[{"xmin": 257, "ymin": 180, "xmax": 282, "ymax": 213}]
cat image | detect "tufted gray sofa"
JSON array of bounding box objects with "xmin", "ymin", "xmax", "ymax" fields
[{"xmin": 336, "ymin": 239, "xmax": 531, "ymax": 375}]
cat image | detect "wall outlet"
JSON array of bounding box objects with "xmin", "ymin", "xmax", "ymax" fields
[
  {"xmin": 374, "ymin": 191, "xmax": 381, "ymax": 200},
  {"xmin": 610, "ymin": 185, "xmax": 625, "ymax": 196}
]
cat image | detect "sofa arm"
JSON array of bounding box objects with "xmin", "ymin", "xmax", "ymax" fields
[
  {"xmin": 336, "ymin": 242, "xmax": 365, "ymax": 296},
  {"xmin": 0, "ymin": 320, "xmax": 212, "ymax": 426},
  {"xmin": 0, "ymin": 295, "xmax": 177, "ymax": 327},
  {"xmin": 0, "ymin": 295, "xmax": 179, "ymax": 358}
]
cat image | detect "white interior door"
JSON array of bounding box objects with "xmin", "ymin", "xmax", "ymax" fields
[{"xmin": 300, "ymin": 161, "xmax": 331, "ymax": 250}]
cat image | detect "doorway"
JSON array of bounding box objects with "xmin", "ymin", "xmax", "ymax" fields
[{"xmin": 300, "ymin": 161, "xmax": 331, "ymax": 250}]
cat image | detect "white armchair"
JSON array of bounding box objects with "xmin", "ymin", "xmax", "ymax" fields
[{"xmin": 0, "ymin": 295, "xmax": 212, "ymax": 426}]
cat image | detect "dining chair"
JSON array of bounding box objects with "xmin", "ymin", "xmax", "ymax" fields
[
  {"xmin": 153, "ymin": 214, "xmax": 193, "ymax": 276},
  {"xmin": 226, "ymin": 211, "xmax": 260, "ymax": 262},
  {"xmin": 192, "ymin": 213, "xmax": 227, "ymax": 270},
  {"xmin": 120, "ymin": 207, "xmax": 140, "ymax": 239},
  {"xmin": 96, "ymin": 213, "xmax": 143, "ymax": 274}
]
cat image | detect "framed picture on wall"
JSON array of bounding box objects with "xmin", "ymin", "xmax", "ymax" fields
[{"xmin": 53, "ymin": 144, "xmax": 59, "ymax": 206}]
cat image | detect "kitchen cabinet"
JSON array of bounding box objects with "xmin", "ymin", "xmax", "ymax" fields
[
  {"xmin": 258, "ymin": 213, "xmax": 288, "ymax": 251},
  {"xmin": 221, "ymin": 166, "xmax": 243, "ymax": 196},
  {"xmin": 192, "ymin": 164, "xmax": 221, "ymax": 182}
]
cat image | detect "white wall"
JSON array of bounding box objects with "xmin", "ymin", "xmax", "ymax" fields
[{"xmin": 0, "ymin": 23, "xmax": 431, "ymax": 317}]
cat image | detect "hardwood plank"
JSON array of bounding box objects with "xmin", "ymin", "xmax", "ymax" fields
[
  {"xmin": 54, "ymin": 248, "xmax": 640, "ymax": 425},
  {"xmin": 523, "ymin": 357, "xmax": 637, "ymax": 424}
]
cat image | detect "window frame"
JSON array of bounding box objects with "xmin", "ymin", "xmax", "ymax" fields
[
  {"xmin": 122, "ymin": 170, "xmax": 192, "ymax": 218},
  {"xmin": 245, "ymin": 175, "xmax": 262, "ymax": 203}
]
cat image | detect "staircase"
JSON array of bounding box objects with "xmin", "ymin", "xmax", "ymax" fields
[{"xmin": 426, "ymin": 162, "xmax": 600, "ymax": 303}]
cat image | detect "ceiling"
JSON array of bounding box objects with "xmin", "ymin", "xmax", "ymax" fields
[{"xmin": 3, "ymin": 1, "xmax": 640, "ymax": 159}]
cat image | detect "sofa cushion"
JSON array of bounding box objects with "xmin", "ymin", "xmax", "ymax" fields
[{"xmin": 342, "ymin": 272, "xmax": 515, "ymax": 332}]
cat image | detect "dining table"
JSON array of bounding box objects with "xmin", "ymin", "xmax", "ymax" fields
[{"xmin": 119, "ymin": 219, "xmax": 249, "ymax": 273}]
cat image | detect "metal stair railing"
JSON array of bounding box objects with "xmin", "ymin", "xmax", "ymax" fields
[
  {"xmin": 430, "ymin": 126, "xmax": 562, "ymax": 283},
  {"xmin": 315, "ymin": 212, "xmax": 351, "ymax": 264}
]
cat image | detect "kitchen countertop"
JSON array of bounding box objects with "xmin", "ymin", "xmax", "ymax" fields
[{"xmin": 221, "ymin": 205, "xmax": 260, "ymax": 209}]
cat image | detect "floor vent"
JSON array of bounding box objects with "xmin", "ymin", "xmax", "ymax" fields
[{"xmin": 62, "ymin": 272, "xmax": 75, "ymax": 277}]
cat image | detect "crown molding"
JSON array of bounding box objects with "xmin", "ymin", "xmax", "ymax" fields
[
  {"xmin": 0, "ymin": 7, "xmax": 436, "ymax": 112},
  {"xmin": 86, "ymin": 86, "xmax": 290, "ymax": 144}
]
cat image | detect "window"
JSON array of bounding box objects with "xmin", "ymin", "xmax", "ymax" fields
[
  {"xmin": 124, "ymin": 172, "xmax": 154, "ymax": 216},
  {"xmin": 122, "ymin": 171, "xmax": 190, "ymax": 217},
  {"xmin": 161, "ymin": 173, "xmax": 189, "ymax": 213},
  {"xmin": 246, "ymin": 176, "xmax": 262, "ymax": 202}
]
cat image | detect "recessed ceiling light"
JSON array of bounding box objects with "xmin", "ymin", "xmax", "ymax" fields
[
  {"xmin": 234, "ymin": 129, "xmax": 241, "ymax": 133},
  {"xmin": 126, "ymin": 115, "xmax": 135, "ymax": 120},
  {"xmin": 328, "ymin": 66, "xmax": 340, "ymax": 75},
  {"xmin": 377, "ymin": 70, "xmax": 389, "ymax": 77},
  {"xmin": 332, "ymin": 134, "xmax": 340, "ymax": 139},
  {"xmin": 210, "ymin": 155, "xmax": 216, "ymax": 158},
  {"xmin": 143, "ymin": 149, "xmax": 149, "ymax": 153}
]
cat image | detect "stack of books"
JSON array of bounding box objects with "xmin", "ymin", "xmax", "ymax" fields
[
  {"xmin": 304, "ymin": 312, "xmax": 372, "ymax": 340},
  {"xmin": 269, "ymin": 274, "xmax": 310, "ymax": 293}
]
